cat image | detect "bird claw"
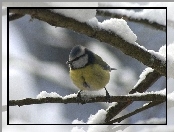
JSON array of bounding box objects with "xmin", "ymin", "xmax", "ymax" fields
[
  {"xmin": 76, "ymin": 90, "xmax": 85, "ymax": 104},
  {"xmin": 76, "ymin": 90, "xmax": 82, "ymax": 104},
  {"xmin": 105, "ymin": 87, "xmax": 111, "ymax": 103}
]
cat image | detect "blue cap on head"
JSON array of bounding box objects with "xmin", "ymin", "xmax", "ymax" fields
[{"xmin": 69, "ymin": 45, "xmax": 85, "ymax": 62}]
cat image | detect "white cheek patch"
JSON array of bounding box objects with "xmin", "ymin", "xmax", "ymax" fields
[{"xmin": 72, "ymin": 54, "xmax": 88, "ymax": 68}]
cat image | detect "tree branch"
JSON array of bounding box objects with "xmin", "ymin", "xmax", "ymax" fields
[
  {"xmin": 97, "ymin": 10, "xmax": 166, "ymax": 31},
  {"xmin": 105, "ymin": 101, "xmax": 165, "ymax": 124},
  {"xmin": 9, "ymin": 93, "xmax": 165, "ymax": 107},
  {"xmin": 8, "ymin": 9, "xmax": 166, "ymax": 76},
  {"xmin": 9, "ymin": 13, "xmax": 25, "ymax": 21},
  {"xmin": 105, "ymin": 70, "xmax": 162, "ymax": 122}
]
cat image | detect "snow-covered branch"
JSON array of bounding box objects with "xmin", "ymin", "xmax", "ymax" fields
[
  {"xmin": 105, "ymin": 70, "xmax": 162, "ymax": 122},
  {"xmin": 9, "ymin": 13, "xmax": 24, "ymax": 21},
  {"xmin": 9, "ymin": 93, "xmax": 165, "ymax": 107},
  {"xmin": 106, "ymin": 101, "xmax": 165, "ymax": 124},
  {"xmin": 97, "ymin": 9, "xmax": 166, "ymax": 31},
  {"xmin": 9, "ymin": 9, "xmax": 166, "ymax": 76}
]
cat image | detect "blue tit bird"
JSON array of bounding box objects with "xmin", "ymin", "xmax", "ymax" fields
[{"xmin": 66, "ymin": 45, "xmax": 116, "ymax": 102}]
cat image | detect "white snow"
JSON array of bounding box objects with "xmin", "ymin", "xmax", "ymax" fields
[
  {"xmin": 156, "ymin": 43, "xmax": 174, "ymax": 79},
  {"xmin": 49, "ymin": 8, "xmax": 97, "ymax": 22},
  {"xmin": 87, "ymin": 17, "xmax": 99, "ymax": 28},
  {"xmin": 72, "ymin": 119, "xmax": 85, "ymax": 124},
  {"xmin": 134, "ymin": 67, "xmax": 154, "ymax": 88},
  {"xmin": 137, "ymin": 9, "xmax": 166, "ymax": 25},
  {"xmin": 127, "ymin": 88, "xmax": 166, "ymax": 96},
  {"xmin": 148, "ymin": 50, "xmax": 166, "ymax": 63},
  {"xmin": 36, "ymin": 91, "xmax": 62, "ymax": 99},
  {"xmin": 99, "ymin": 2, "xmax": 167, "ymax": 26},
  {"xmin": 134, "ymin": 44, "xmax": 167, "ymax": 87},
  {"xmin": 87, "ymin": 109, "xmax": 107, "ymax": 124},
  {"xmin": 87, "ymin": 17, "xmax": 137, "ymax": 44},
  {"xmin": 72, "ymin": 109, "xmax": 108, "ymax": 125},
  {"xmin": 98, "ymin": 18, "xmax": 137, "ymax": 44},
  {"xmin": 146, "ymin": 2, "xmax": 174, "ymax": 22},
  {"xmin": 63, "ymin": 93, "xmax": 77, "ymax": 99},
  {"xmin": 158, "ymin": 45, "xmax": 167, "ymax": 57},
  {"xmin": 46, "ymin": 3, "xmax": 97, "ymax": 22},
  {"xmin": 99, "ymin": 9, "xmax": 166, "ymax": 26},
  {"xmin": 143, "ymin": 102, "xmax": 149, "ymax": 107}
]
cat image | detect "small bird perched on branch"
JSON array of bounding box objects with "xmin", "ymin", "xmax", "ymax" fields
[{"xmin": 66, "ymin": 45, "xmax": 116, "ymax": 102}]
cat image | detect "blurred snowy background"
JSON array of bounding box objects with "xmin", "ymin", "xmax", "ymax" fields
[{"xmin": 2, "ymin": 2, "xmax": 173, "ymax": 132}]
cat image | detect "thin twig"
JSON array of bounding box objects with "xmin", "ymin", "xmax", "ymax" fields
[{"xmin": 105, "ymin": 101, "xmax": 165, "ymax": 124}]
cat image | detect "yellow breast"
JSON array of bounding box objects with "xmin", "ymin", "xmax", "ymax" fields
[{"xmin": 70, "ymin": 64, "xmax": 110, "ymax": 91}]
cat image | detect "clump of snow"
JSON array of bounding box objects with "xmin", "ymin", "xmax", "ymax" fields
[
  {"xmin": 155, "ymin": 88, "xmax": 166, "ymax": 95},
  {"xmin": 72, "ymin": 119, "xmax": 85, "ymax": 124},
  {"xmin": 99, "ymin": 3, "xmax": 167, "ymax": 26},
  {"xmin": 51, "ymin": 9, "xmax": 97, "ymax": 22},
  {"xmin": 158, "ymin": 45, "xmax": 166, "ymax": 57},
  {"xmin": 127, "ymin": 88, "xmax": 166, "ymax": 97},
  {"xmin": 87, "ymin": 17, "xmax": 137, "ymax": 44},
  {"xmin": 134, "ymin": 67, "xmax": 154, "ymax": 88},
  {"xmin": 63, "ymin": 93, "xmax": 77, "ymax": 99},
  {"xmin": 135, "ymin": 9, "xmax": 166, "ymax": 26},
  {"xmin": 87, "ymin": 109, "xmax": 107, "ymax": 124},
  {"xmin": 36, "ymin": 91, "xmax": 62, "ymax": 99},
  {"xmin": 157, "ymin": 43, "xmax": 174, "ymax": 79},
  {"xmin": 148, "ymin": 50, "xmax": 166, "ymax": 63},
  {"xmin": 146, "ymin": 2, "xmax": 174, "ymax": 22},
  {"xmin": 87, "ymin": 17, "xmax": 99, "ymax": 28},
  {"xmin": 148, "ymin": 45, "xmax": 166, "ymax": 63},
  {"xmin": 100, "ymin": 9, "xmax": 166, "ymax": 26},
  {"xmin": 99, "ymin": 18, "xmax": 137, "ymax": 44},
  {"xmin": 143, "ymin": 102, "xmax": 149, "ymax": 107}
]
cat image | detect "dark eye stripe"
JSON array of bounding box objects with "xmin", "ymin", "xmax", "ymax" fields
[{"xmin": 70, "ymin": 53, "xmax": 87, "ymax": 63}]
